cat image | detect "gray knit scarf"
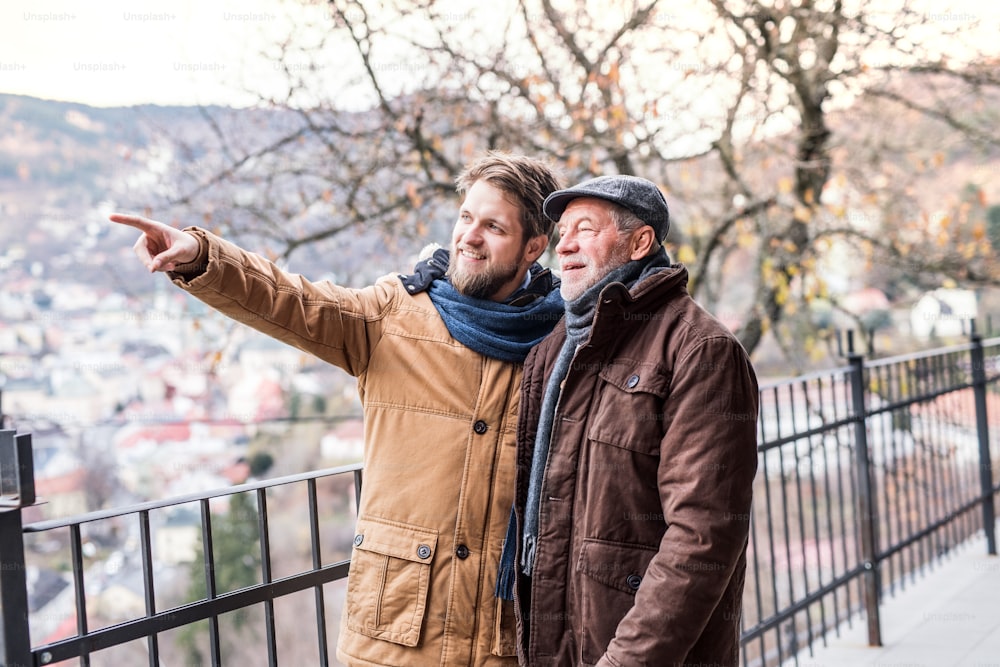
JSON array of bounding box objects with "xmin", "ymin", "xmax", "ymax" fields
[{"xmin": 519, "ymin": 248, "xmax": 671, "ymax": 576}]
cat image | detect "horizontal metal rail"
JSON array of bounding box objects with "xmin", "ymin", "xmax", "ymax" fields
[
  {"xmin": 33, "ymin": 562, "xmax": 350, "ymax": 665},
  {"xmin": 23, "ymin": 463, "xmax": 363, "ymax": 533}
]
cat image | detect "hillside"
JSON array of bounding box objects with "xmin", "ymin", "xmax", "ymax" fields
[
  {"xmin": 0, "ymin": 94, "xmax": 435, "ymax": 297},
  {"xmin": 0, "ymin": 94, "xmax": 221, "ymax": 193}
]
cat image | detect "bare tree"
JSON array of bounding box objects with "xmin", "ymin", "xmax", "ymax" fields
[{"xmin": 149, "ymin": 0, "xmax": 1000, "ymax": 364}]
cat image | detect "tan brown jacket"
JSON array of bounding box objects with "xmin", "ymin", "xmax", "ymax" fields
[{"xmin": 171, "ymin": 228, "xmax": 528, "ymax": 666}]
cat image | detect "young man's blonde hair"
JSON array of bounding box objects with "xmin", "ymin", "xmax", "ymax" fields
[{"xmin": 456, "ymin": 151, "xmax": 562, "ymax": 242}]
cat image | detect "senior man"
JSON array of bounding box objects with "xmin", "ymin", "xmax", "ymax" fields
[{"xmin": 511, "ymin": 175, "xmax": 759, "ymax": 666}]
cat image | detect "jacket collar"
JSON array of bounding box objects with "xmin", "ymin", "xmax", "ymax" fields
[
  {"xmin": 597, "ymin": 263, "xmax": 688, "ymax": 310},
  {"xmin": 539, "ymin": 264, "xmax": 690, "ymax": 353}
]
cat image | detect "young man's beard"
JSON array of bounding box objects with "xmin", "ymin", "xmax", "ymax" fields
[{"xmin": 449, "ymin": 250, "xmax": 524, "ymax": 300}]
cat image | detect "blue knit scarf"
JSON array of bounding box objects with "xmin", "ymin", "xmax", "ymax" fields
[{"xmin": 427, "ymin": 278, "xmax": 564, "ymax": 363}]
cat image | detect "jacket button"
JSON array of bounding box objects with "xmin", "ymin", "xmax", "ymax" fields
[
  {"xmin": 353, "ymin": 534, "xmax": 364, "ymax": 547},
  {"xmin": 455, "ymin": 544, "xmax": 470, "ymax": 559},
  {"xmin": 473, "ymin": 420, "xmax": 488, "ymax": 435},
  {"xmin": 627, "ymin": 374, "xmax": 640, "ymax": 388},
  {"xmin": 417, "ymin": 544, "xmax": 432, "ymax": 559},
  {"xmin": 626, "ymin": 574, "xmax": 642, "ymax": 590}
]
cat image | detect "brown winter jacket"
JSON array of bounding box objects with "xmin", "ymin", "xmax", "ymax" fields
[
  {"xmin": 513, "ymin": 265, "xmax": 759, "ymax": 667},
  {"xmin": 169, "ymin": 228, "xmax": 547, "ymax": 666}
]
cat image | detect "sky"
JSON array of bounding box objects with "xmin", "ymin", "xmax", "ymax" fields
[
  {"xmin": 0, "ymin": 0, "xmax": 507, "ymax": 109},
  {"xmin": 0, "ymin": 0, "xmax": 334, "ymax": 108},
  {"xmin": 1, "ymin": 0, "xmax": 998, "ymax": 109}
]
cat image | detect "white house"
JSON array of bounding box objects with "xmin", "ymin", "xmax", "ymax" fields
[{"xmin": 910, "ymin": 289, "xmax": 977, "ymax": 339}]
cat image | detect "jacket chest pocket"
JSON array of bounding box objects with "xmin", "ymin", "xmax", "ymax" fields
[
  {"xmin": 587, "ymin": 360, "xmax": 669, "ymax": 456},
  {"xmin": 346, "ymin": 517, "xmax": 438, "ymax": 647}
]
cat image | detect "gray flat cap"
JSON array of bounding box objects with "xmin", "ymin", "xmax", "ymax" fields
[{"xmin": 543, "ymin": 174, "xmax": 670, "ymax": 241}]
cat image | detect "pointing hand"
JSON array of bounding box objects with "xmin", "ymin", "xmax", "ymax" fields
[{"xmin": 110, "ymin": 213, "xmax": 200, "ymax": 273}]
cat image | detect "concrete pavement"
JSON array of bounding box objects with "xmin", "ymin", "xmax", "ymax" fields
[{"xmin": 787, "ymin": 526, "xmax": 1000, "ymax": 667}]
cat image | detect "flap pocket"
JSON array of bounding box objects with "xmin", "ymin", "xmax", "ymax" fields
[
  {"xmin": 597, "ymin": 359, "xmax": 670, "ymax": 397},
  {"xmin": 577, "ymin": 538, "xmax": 657, "ymax": 595},
  {"xmin": 354, "ymin": 516, "xmax": 438, "ymax": 562},
  {"xmin": 577, "ymin": 539, "xmax": 657, "ymax": 664},
  {"xmin": 346, "ymin": 517, "xmax": 438, "ymax": 647},
  {"xmin": 589, "ymin": 360, "xmax": 670, "ymax": 455}
]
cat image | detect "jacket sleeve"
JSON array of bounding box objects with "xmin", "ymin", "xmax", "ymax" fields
[
  {"xmin": 599, "ymin": 335, "xmax": 759, "ymax": 666},
  {"xmin": 168, "ymin": 227, "xmax": 393, "ymax": 377}
]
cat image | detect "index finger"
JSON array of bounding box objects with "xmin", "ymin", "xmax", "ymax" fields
[{"xmin": 109, "ymin": 213, "xmax": 160, "ymax": 232}]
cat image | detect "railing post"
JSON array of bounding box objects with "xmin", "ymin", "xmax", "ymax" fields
[
  {"xmin": 0, "ymin": 429, "xmax": 34, "ymax": 667},
  {"xmin": 0, "ymin": 389, "xmax": 9, "ymax": 429},
  {"xmin": 847, "ymin": 341, "xmax": 882, "ymax": 646},
  {"xmin": 970, "ymin": 322, "xmax": 996, "ymax": 555}
]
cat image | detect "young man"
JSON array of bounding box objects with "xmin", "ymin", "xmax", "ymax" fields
[
  {"xmin": 513, "ymin": 175, "xmax": 759, "ymax": 666},
  {"xmin": 112, "ymin": 152, "xmax": 563, "ymax": 666}
]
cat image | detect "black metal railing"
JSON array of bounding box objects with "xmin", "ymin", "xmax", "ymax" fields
[
  {"xmin": 739, "ymin": 328, "xmax": 999, "ymax": 667},
  {"xmin": 0, "ymin": 443, "xmax": 362, "ymax": 667},
  {"xmin": 1, "ymin": 331, "xmax": 997, "ymax": 667}
]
